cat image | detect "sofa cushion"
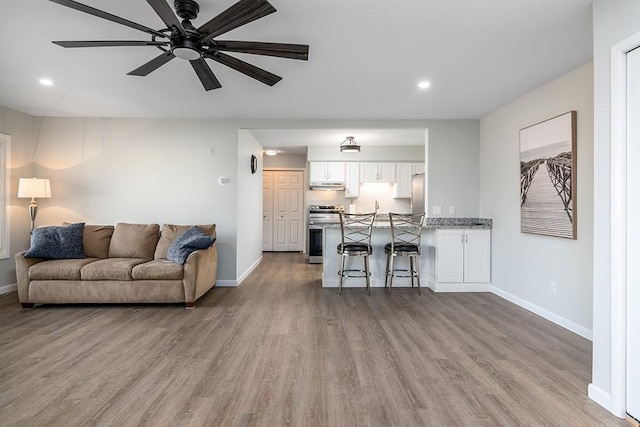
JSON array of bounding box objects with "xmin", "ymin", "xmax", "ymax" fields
[
  {"xmin": 25, "ymin": 223, "xmax": 85, "ymax": 259},
  {"xmin": 64, "ymin": 223, "xmax": 114, "ymax": 259},
  {"xmin": 167, "ymin": 227, "xmax": 216, "ymax": 265},
  {"xmin": 108, "ymin": 223, "xmax": 160, "ymax": 259},
  {"xmin": 29, "ymin": 258, "xmax": 99, "ymax": 280},
  {"xmin": 132, "ymin": 259, "xmax": 184, "ymax": 280},
  {"xmin": 80, "ymin": 258, "xmax": 148, "ymax": 281},
  {"xmin": 154, "ymin": 224, "xmax": 216, "ymax": 259}
]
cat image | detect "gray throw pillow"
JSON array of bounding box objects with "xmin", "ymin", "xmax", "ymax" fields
[
  {"xmin": 25, "ymin": 222, "xmax": 85, "ymax": 259},
  {"xmin": 167, "ymin": 226, "xmax": 216, "ymax": 265}
]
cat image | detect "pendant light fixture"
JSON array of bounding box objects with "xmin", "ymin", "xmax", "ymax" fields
[{"xmin": 340, "ymin": 136, "xmax": 361, "ymax": 153}]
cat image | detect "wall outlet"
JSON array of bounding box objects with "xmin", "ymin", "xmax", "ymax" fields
[
  {"xmin": 433, "ymin": 205, "xmax": 442, "ymax": 215},
  {"xmin": 449, "ymin": 206, "xmax": 456, "ymax": 215},
  {"xmin": 209, "ymin": 147, "xmax": 216, "ymax": 156},
  {"xmin": 550, "ymin": 282, "xmax": 557, "ymax": 295}
]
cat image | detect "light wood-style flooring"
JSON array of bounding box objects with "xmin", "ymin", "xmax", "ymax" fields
[{"xmin": 0, "ymin": 253, "xmax": 626, "ymax": 426}]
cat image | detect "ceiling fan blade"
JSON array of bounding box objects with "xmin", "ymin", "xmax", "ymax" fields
[
  {"xmin": 53, "ymin": 40, "xmax": 168, "ymax": 48},
  {"xmin": 49, "ymin": 0, "xmax": 165, "ymax": 38},
  {"xmin": 127, "ymin": 51, "xmax": 176, "ymax": 76},
  {"xmin": 198, "ymin": 0, "xmax": 276, "ymax": 43},
  {"xmin": 146, "ymin": 0, "xmax": 186, "ymax": 36},
  {"xmin": 214, "ymin": 41, "xmax": 309, "ymax": 60},
  {"xmin": 190, "ymin": 59, "xmax": 222, "ymax": 91},
  {"xmin": 205, "ymin": 51, "xmax": 282, "ymax": 86}
]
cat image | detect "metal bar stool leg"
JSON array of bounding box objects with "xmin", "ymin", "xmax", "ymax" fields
[
  {"xmin": 388, "ymin": 255, "xmax": 395, "ymax": 295},
  {"xmin": 415, "ymin": 255, "xmax": 421, "ymax": 295},
  {"xmin": 339, "ymin": 254, "xmax": 346, "ymax": 295},
  {"xmin": 410, "ymin": 256, "xmax": 416, "ymax": 288},
  {"xmin": 384, "ymin": 252, "xmax": 391, "ymax": 289},
  {"xmin": 364, "ymin": 255, "xmax": 371, "ymax": 295}
]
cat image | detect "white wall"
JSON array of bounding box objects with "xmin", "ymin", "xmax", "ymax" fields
[
  {"xmin": 236, "ymin": 130, "xmax": 264, "ymax": 284},
  {"xmin": 0, "ymin": 106, "xmax": 37, "ymax": 291},
  {"xmin": 479, "ymin": 63, "xmax": 594, "ymax": 337},
  {"xmin": 592, "ymin": 0, "xmax": 640, "ymax": 416},
  {"xmin": 31, "ymin": 117, "xmax": 241, "ymax": 281},
  {"xmin": 263, "ymin": 153, "xmax": 306, "ymax": 169}
]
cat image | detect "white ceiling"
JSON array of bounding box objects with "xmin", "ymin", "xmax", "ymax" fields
[{"xmin": 0, "ymin": 0, "xmax": 593, "ymax": 122}]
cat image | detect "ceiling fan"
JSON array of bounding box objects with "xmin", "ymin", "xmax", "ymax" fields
[{"xmin": 49, "ymin": 0, "xmax": 309, "ymax": 91}]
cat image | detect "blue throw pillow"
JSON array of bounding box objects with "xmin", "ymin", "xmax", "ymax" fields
[
  {"xmin": 25, "ymin": 222, "xmax": 85, "ymax": 259},
  {"xmin": 167, "ymin": 226, "xmax": 216, "ymax": 265}
]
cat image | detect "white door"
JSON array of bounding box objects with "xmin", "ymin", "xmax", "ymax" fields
[
  {"xmin": 627, "ymin": 45, "xmax": 640, "ymax": 421},
  {"xmin": 262, "ymin": 171, "xmax": 273, "ymax": 251},
  {"xmin": 463, "ymin": 230, "xmax": 491, "ymax": 283},
  {"xmin": 270, "ymin": 171, "xmax": 304, "ymax": 252},
  {"xmin": 436, "ymin": 229, "xmax": 464, "ymax": 283}
]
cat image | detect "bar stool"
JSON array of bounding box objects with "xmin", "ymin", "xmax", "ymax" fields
[
  {"xmin": 337, "ymin": 212, "xmax": 376, "ymax": 295},
  {"xmin": 384, "ymin": 212, "xmax": 425, "ymax": 295}
]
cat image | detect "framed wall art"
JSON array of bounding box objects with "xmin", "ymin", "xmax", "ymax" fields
[{"xmin": 520, "ymin": 111, "xmax": 577, "ymax": 239}]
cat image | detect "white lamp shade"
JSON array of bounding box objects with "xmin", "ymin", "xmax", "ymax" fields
[{"xmin": 18, "ymin": 178, "xmax": 52, "ymax": 199}]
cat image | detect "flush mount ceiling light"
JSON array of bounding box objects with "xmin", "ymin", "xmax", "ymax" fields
[
  {"xmin": 417, "ymin": 81, "xmax": 431, "ymax": 89},
  {"xmin": 264, "ymin": 149, "xmax": 278, "ymax": 156},
  {"xmin": 39, "ymin": 78, "xmax": 54, "ymax": 86},
  {"xmin": 340, "ymin": 136, "xmax": 361, "ymax": 153}
]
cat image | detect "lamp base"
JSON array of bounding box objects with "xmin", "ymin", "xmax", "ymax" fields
[{"xmin": 28, "ymin": 199, "xmax": 38, "ymax": 234}]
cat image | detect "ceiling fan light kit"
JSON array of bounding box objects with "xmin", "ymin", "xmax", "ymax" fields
[
  {"xmin": 340, "ymin": 136, "xmax": 361, "ymax": 153},
  {"xmin": 49, "ymin": 0, "xmax": 309, "ymax": 91}
]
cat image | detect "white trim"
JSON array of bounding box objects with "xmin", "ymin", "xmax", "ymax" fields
[
  {"xmin": 0, "ymin": 283, "xmax": 16, "ymax": 295},
  {"xmin": 215, "ymin": 280, "xmax": 238, "ymax": 287},
  {"xmin": 588, "ymin": 383, "xmax": 612, "ymax": 411},
  {"xmin": 433, "ymin": 283, "xmax": 491, "ymax": 293},
  {"xmin": 609, "ymin": 32, "xmax": 640, "ymax": 419},
  {"xmin": 236, "ymin": 255, "xmax": 263, "ymax": 286},
  {"xmin": 0, "ymin": 133, "xmax": 10, "ymax": 260},
  {"xmin": 491, "ymin": 287, "xmax": 592, "ymax": 340}
]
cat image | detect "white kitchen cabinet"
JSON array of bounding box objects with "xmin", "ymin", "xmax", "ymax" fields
[
  {"xmin": 435, "ymin": 229, "xmax": 491, "ymax": 289},
  {"xmin": 360, "ymin": 162, "xmax": 395, "ymax": 183},
  {"xmin": 345, "ymin": 162, "xmax": 360, "ymax": 198},
  {"xmin": 393, "ymin": 162, "xmax": 426, "ymax": 198},
  {"xmin": 393, "ymin": 163, "xmax": 414, "ymax": 198},
  {"xmin": 309, "ymin": 162, "xmax": 345, "ymax": 182}
]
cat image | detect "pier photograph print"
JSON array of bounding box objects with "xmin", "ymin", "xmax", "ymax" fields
[{"xmin": 520, "ymin": 111, "xmax": 577, "ymax": 239}]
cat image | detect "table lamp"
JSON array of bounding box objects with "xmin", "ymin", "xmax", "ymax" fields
[{"xmin": 18, "ymin": 177, "xmax": 52, "ymax": 234}]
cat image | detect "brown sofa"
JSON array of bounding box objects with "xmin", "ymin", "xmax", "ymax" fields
[{"xmin": 15, "ymin": 223, "xmax": 218, "ymax": 309}]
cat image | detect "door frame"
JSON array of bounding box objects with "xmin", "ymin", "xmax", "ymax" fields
[{"xmin": 608, "ymin": 31, "xmax": 640, "ymax": 419}]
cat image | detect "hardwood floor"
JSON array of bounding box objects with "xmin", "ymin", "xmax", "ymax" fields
[{"xmin": 0, "ymin": 253, "xmax": 625, "ymax": 426}]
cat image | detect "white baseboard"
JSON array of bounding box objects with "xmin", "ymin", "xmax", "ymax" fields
[
  {"xmin": 0, "ymin": 283, "xmax": 16, "ymax": 295},
  {"xmin": 491, "ymin": 286, "xmax": 593, "ymax": 340},
  {"xmin": 588, "ymin": 384, "xmax": 617, "ymax": 416},
  {"xmin": 432, "ymin": 283, "xmax": 491, "ymax": 292},
  {"xmin": 236, "ymin": 256, "xmax": 263, "ymax": 286},
  {"xmin": 215, "ymin": 280, "xmax": 237, "ymax": 287}
]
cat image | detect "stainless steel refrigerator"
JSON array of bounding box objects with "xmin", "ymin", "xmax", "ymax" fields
[{"xmin": 411, "ymin": 173, "xmax": 425, "ymax": 214}]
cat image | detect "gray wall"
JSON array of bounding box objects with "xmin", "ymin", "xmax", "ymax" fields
[
  {"xmin": 592, "ymin": 0, "xmax": 640, "ymax": 415},
  {"xmin": 0, "ymin": 106, "xmax": 37, "ymax": 292},
  {"xmin": 0, "ymin": 116, "xmax": 481, "ymax": 288},
  {"xmin": 479, "ymin": 63, "xmax": 594, "ymax": 337},
  {"xmin": 263, "ymin": 152, "xmax": 306, "ymax": 169}
]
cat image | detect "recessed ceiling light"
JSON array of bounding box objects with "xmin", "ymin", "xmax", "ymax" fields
[
  {"xmin": 417, "ymin": 81, "xmax": 431, "ymax": 89},
  {"xmin": 264, "ymin": 149, "xmax": 279, "ymax": 156},
  {"xmin": 39, "ymin": 78, "xmax": 54, "ymax": 86}
]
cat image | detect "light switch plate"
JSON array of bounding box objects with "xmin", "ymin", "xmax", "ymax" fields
[
  {"xmin": 449, "ymin": 206, "xmax": 456, "ymax": 215},
  {"xmin": 433, "ymin": 205, "xmax": 442, "ymax": 215}
]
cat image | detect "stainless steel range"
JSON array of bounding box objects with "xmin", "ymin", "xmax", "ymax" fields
[{"xmin": 308, "ymin": 205, "xmax": 343, "ymax": 264}]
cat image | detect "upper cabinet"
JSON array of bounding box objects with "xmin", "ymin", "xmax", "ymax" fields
[
  {"xmin": 345, "ymin": 162, "xmax": 360, "ymax": 198},
  {"xmin": 393, "ymin": 162, "xmax": 425, "ymax": 198},
  {"xmin": 360, "ymin": 162, "xmax": 396, "ymax": 183},
  {"xmin": 309, "ymin": 162, "xmax": 346, "ymax": 182}
]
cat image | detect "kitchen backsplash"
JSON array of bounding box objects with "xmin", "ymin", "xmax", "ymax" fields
[{"xmin": 306, "ymin": 183, "xmax": 411, "ymax": 214}]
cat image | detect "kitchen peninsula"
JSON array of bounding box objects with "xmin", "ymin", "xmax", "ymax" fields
[{"xmin": 322, "ymin": 217, "xmax": 493, "ymax": 292}]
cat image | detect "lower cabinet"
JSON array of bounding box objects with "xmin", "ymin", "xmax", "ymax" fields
[{"xmin": 434, "ymin": 229, "xmax": 491, "ymax": 290}]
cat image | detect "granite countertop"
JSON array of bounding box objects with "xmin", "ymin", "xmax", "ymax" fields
[{"xmin": 324, "ymin": 217, "xmax": 492, "ymax": 230}]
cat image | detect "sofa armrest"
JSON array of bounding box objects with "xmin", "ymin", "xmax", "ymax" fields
[
  {"xmin": 15, "ymin": 251, "xmax": 44, "ymax": 303},
  {"xmin": 182, "ymin": 243, "xmax": 218, "ymax": 304}
]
